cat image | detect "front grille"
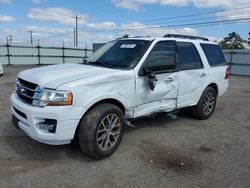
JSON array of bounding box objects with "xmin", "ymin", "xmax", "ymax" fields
[{"xmin": 16, "ymin": 78, "xmax": 42, "ymax": 105}]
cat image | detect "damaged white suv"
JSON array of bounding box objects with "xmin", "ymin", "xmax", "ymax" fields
[{"xmin": 11, "ymin": 34, "xmax": 229, "ymax": 159}]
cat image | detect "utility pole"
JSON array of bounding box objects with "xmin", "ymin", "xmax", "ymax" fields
[
  {"xmin": 28, "ymin": 30, "xmax": 34, "ymax": 45},
  {"xmin": 248, "ymin": 32, "xmax": 250, "ymax": 48},
  {"xmin": 74, "ymin": 28, "xmax": 76, "ymax": 47},
  {"xmin": 8, "ymin": 35, "xmax": 13, "ymax": 44},
  {"xmin": 72, "ymin": 14, "xmax": 81, "ymax": 47}
]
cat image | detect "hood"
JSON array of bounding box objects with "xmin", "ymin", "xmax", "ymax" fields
[{"xmin": 18, "ymin": 64, "xmax": 123, "ymax": 89}]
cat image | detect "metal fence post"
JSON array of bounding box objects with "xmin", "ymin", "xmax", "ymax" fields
[
  {"xmin": 62, "ymin": 47, "xmax": 65, "ymax": 64},
  {"xmin": 229, "ymin": 49, "xmax": 235, "ymax": 73},
  {"xmin": 6, "ymin": 44, "xmax": 11, "ymax": 65},
  {"xmin": 84, "ymin": 44, "xmax": 87, "ymax": 59},
  {"xmin": 37, "ymin": 45, "xmax": 41, "ymax": 65}
]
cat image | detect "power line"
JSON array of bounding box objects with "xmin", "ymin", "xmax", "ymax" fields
[
  {"xmin": 20, "ymin": 18, "xmax": 250, "ymax": 45},
  {"xmin": 17, "ymin": 6, "xmax": 250, "ymax": 44},
  {"xmin": 141, "ymin": 13, "xmax": 250, "ymax": 26},
  {"xmin": 76, "ymin": 17, "xmax": 250, "ymax": 33},
  {"xmin": 139, "ymin": 5, "xmax": 250, "ymax": 24},
  {"xmin": 21, "ymin": 17, "xmax": 250, "ymax": 42}
]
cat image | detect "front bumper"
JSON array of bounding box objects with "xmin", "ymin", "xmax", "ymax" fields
[{"xmin": 10, "ymin": 93, "xmax": 84, "ymax": 145}]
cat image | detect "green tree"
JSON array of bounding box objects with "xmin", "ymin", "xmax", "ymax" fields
[{"xmin": 219, "ymin": 32, "xmax": 245, "ymax": 49}]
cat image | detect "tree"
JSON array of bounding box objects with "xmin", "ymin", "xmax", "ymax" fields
[{"xmin": 219, "ymin": 32, "xmax": 245, "ymax": 49}]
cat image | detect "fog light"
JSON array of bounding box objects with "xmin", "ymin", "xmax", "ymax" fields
[{"xmin": 36, "ymin": 119, "xmax": 57, "ymax": 133}]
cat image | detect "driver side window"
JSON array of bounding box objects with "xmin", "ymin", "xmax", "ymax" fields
[{"xmin": 145, "ymin": 41, "xmax": 175, "ymax": 72}]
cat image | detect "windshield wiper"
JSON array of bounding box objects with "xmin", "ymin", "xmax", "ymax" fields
[{"xmin": 88, "ymin": 61, "xmax": 114, "ymax": 69}]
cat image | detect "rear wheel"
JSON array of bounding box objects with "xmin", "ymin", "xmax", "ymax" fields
[
  {"xmin": 192, "ymin": 87, "xmax": 217, "ymax": 120},
  {"xmin": 78, "ymin": 103, "xmax": 124, "ymax": 159}
]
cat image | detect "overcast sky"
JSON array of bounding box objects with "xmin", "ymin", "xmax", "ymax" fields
[{"xmin": 0, "ymin": 0, "xmax": 249, "ymax": 47}]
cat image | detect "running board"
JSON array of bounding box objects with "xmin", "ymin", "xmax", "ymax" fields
[
  {"xmin": 166, "ymin": 109, "xmax": 181, "ymax": 120},
  {"xmin": 125, "ymin": 120, "xmax": 136, "ymax": 128}
]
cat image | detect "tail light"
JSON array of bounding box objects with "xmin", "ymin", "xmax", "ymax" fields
[{"xmin": 225, "ymin": 66, "xmax": 230, "ymax": 79}]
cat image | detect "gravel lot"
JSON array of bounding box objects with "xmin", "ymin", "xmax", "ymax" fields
[{"xmin": 0, "ymin": 65, "xmax": 250, "ymax": 188}]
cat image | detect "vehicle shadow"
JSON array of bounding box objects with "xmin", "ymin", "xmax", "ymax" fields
[
  {"xmin": 124, "ymin": 110, "xmax": 195, "ymax": 133},
  {"xmin": 1, "ymin": 110, "xmax": 194, "ymax": 163}
]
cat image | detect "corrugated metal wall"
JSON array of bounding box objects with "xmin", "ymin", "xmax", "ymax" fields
[
  {"xmin": 0, "ymin": 45, "xmax": 92, "ymax": 65},
  {"xmin": 223, "ymin": 50, "xmax": 250, "ymax": 76}
]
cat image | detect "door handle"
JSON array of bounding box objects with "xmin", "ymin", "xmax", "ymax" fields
[
  {"xmin": 200, "ymin": 72, "xmax": 206, "ymax": 77},
  {"xmin": 165, "ymin": 77, "xmax": 174, "ymax": 82}
]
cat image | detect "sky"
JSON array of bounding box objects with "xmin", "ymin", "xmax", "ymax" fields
[{"xmin": 0, "ymin": 0, "xmax": 249, "ymax": 47}]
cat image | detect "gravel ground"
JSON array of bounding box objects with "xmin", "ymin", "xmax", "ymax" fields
[{"xmin": 0, "ymin": 65, "xmax": 250, "ymax": 188}]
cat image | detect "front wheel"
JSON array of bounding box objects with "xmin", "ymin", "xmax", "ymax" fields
[
  {"xmin": 192, "ymin": 87, "xmax": 217, "ymax": 120},
  {"xmin": 78, "ymin": 103, "xmax": 124, "ymax": 159}
]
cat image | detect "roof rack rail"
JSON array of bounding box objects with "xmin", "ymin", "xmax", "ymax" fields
[{"xmin": 163, "ymin": 34, "xmax": 209, "ymax": 41}]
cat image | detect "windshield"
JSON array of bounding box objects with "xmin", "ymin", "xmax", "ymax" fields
[{"xmin": 86, "ymin": 40, "xmax": 151, "ymax": 69}]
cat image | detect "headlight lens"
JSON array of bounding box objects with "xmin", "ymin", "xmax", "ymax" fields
[{"xmin": 34, "ymin": 89, "xmax": 73, "ymax": 107}]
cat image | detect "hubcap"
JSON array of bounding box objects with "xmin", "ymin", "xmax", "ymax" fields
[
  {"xmin": 202, "ymin": 92, "xmax": 215, "ymax": 116},
  {"xmin": 96, "ymin": 113, "xmax": 121, "ymax": 151}
]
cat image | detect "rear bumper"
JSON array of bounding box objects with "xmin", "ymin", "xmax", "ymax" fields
[
  {"xmin": 10, "ymin": 93, "xmax": 84, "ymax": 145},
  {"xmin": 218, "ymin": 80, "xmax": 229, "ymax": 97}
]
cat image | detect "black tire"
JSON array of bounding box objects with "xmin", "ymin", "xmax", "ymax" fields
[
  {"xmin": 191, "ymin": 87, "xmax": 217, "ymax": 120},
  {"xmin": 78, "ymin": 103, "xmax": 124, "ymax": 160}
]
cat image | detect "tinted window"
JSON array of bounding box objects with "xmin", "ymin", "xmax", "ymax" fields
[
  {"xmin": 200, "ymin": 44, "xmax": 226, "ymax": 66},
  {"xmin": 145, "ymin": 41, "xmax": 175, "ymax": 72},
  {"xmin": 176, "ymin": 42, "xmax": 202, "ymax": 70}
]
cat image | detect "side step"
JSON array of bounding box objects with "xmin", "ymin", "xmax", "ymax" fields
[{"xmin": 167, "ymin": 109, "xmax": 181, "ymax": 120}]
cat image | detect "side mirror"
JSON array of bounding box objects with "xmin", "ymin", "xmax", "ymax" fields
[{"xmin": 144, "ymin": 68, "xmax": 158, "ymax": 91}]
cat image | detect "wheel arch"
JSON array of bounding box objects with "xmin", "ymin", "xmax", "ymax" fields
[
  {"xmin": 207, "ymin": 83, "xmax": 219, "ymax": 97},
  {"xmin": 73, "ymin": 97, "xmax": 126, "ymax": 140},
  {"xmin": 193, "ymin": 81, "xmax": 219, "ymax": 106},
  {"xmin": 85, "ymin": 98, "xmax": 126, "ymax": 114}
]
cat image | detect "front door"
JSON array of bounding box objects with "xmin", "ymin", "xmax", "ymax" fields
[{"xmin": 134, "ymin": 41, "xmax": 179, "ymax": 118}]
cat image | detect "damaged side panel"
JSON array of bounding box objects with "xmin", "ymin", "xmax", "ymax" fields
[
  {"xmin": 177, "ymin": 69, "xmax": 207, "ymax": 108},
  {"xmin": 58, "ymin": 70, "xmax": 136, "ymax": 119},
  {"xmin": 134, "ymin": 72, "xmax": 179, "ymax": 118}
]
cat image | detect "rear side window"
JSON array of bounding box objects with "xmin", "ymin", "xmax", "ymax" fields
[
  {"xmin": 176, "ymin": 42, "xmax": 203, "ymax": 70},
  {"xmin": 200, "ymin": 44, "xmax": 226, "ymax": 66}
]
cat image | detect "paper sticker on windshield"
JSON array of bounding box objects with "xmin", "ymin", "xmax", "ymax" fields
[{"xmin": 120, "ymin": 44, "xmax": 136, "ymax": 48}]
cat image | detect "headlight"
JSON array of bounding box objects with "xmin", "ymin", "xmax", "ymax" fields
[{"xmin": 33, "ymin": 89, "xmax": 73, "ymax": 107}]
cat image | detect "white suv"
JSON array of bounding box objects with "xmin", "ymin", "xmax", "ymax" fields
[{"xmin": 11, "ymin": 34, "xmax": 229, "ymax": 159}]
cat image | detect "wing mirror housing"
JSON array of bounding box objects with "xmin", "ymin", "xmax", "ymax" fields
[{"xmin": 144, "ymin": 67, "xmax": 158, "ymax": 91}]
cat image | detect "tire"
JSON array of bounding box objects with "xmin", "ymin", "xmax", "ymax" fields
[
  {"xmin": 78, "ymin": 103, "xmax": 124, "ymax": 160},
  {"xmin": 191, "ymin": 87, "xmax": 217, "ymax": 120}
]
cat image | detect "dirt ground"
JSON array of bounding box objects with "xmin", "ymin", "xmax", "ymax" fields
[{"xmin": 0, "ymin": 65, "xmax": 250, "ymax": 188}]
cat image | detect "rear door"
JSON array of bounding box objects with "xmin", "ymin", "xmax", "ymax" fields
[
  {"xmin": 175, "ymin": 42, "xmax": 207, "ymax": 108},
  {"xmin": 200, "ymin": 43, "xmax": 229, "ymax": 96},
  {"xmin": 134, "ymin": 41, "xmax": 179, "ymax": 117}
]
